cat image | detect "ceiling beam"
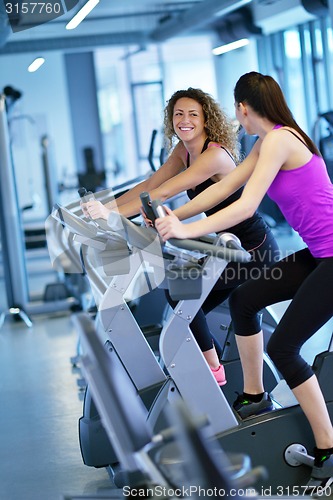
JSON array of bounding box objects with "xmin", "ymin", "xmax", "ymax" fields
[
  {"xmin": 149, "ymin": 0, "xmax": 253, "ymax": 42},
  {"xmin": 0, "ymin": 31, "xmax": 149, "ymax": 54}
]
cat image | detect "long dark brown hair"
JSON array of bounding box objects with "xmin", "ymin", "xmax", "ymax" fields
[{"xmin": 234, "ymin": 72, "xmax": 321, "ymax": 156}]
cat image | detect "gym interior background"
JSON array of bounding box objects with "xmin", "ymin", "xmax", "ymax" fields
[{"xmin": 1, "ymin": 1, "xmax": 333, "ymax": 499}]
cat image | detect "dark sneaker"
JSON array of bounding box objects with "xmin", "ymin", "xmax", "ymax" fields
[
  {"xmin": 306, "ymin": 455, "xmax": 333, "ymax": 492},
  {"xmin": 233, "ymin": 392, "xmax": 274, "ymax": 419}
]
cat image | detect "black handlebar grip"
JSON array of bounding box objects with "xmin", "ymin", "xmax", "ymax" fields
[
  {"xmin": 78, "ymin": 187, "xmax": 95, "ymax": 203},
  {"xmin": 78, "ymin": 187, "xmax": 87, "ymax": 198},
  {"xmin": 140, "ymin": 192, "xmax": 157, "ymax": 223},
  {"xmin": 148, "ymin": 130, "xmax": 158, "ymax": 172}
]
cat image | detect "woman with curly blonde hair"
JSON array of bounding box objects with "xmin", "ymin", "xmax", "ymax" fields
[
  {"xmin": 163, "ymin": 87, "xmax": 239, "ymax": 161},
  {"xmin": 85, "ymin": 87, "xmax": 279, "ymax": 385}
]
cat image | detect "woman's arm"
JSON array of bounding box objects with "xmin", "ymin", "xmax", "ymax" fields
[
  {"xmin": 84, "ymin": 142, "xmax": 186, "ymax": 219},
  {"xmin": 156, "ymin": 133, "xmax": 288, "ymax": 240},
  {"xmin": 173, "ymin": 140, "xmax": 261, "ymax": 220},
  {"xmin": 86, "ymin": 140, "xmax": 236, "ymax": 220},
  {"xmin": 105, "ymin": 142, "xmax": 185, "ymax": 211},
  {"xmin": 113, "ymin": 142, "xmax": 236, "ymax": 217},
  {"xmin": 146, "ymin": 144, "xmax": 235, "ymax": 205}
]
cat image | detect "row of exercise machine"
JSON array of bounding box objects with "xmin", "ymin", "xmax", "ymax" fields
[
  {"xmin": 0, "ymin": 88, "xmax": 164, "ymax": 330},
  {"xmin": 49, "ymin": 188, "xmax": 333, "ymax": 499}
]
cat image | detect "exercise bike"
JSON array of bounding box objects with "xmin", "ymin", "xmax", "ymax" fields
[
  {"xmin": 149, "ymin": 198, "xmax": 333, "ymax": 493},
  {"xmin": 73, "ymin": 310, "xmax": 265, "ymax": 497},
  {"xmin": 52, "ymin": 199, "xmax": 281, "ymax": 480}
]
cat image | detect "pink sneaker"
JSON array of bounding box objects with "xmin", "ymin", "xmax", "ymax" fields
[{"xmin": 211, "ymin": 364, "xmax": 227, "ymax": 386}]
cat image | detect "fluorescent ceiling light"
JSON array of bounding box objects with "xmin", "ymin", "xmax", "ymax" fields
[
  {"xmin": 212, "ymin": 38, "xmax": 250, "ymax": 56},
  {"xmin": 28, "ymin": 57, "xmax": 45, "ymax": 72},
  {"xmin": 66, "ymin": 0, "xmax": 99, "ymax": 30}
]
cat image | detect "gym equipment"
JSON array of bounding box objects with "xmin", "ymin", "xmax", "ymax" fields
[
  {"xmin": 52, "ymin": 197, "xmax": 281, "ymax": 476},
  {"xmin": 139, "ymin": 192, "xmax": 281, "ymax": 402},
  {"xmin": 78, "ymin": 147, "xmax": 106, "ymax": 193},
  {"xmin": 73, "ymin": 311, "xmax": 261, "ymax": 496},
  {"xmin": 52, "ymin": 206, "xmax": 247, "ymax": 411},
  {"xmin": 148, "ymin": 199, "xmax": 333, "ymax": 493},
  {"xmin": 41, "ymin": 134, "xmax": 59, "ymax": 215},
  {"xmin": 51, "ymin": 202, "xmax": 171, "ymax": 468},
  {"xmin": 148, "ymin": 129, "xmax": 158, "ymax": 172},
  {"xmin": 57, "ymin": 197, "xmax": 331, "ymax": 493},
  {"xmin": 78, "ymin": 187, "xmax": 166, "ymax": 344},
  {"xmin": 147, "ymin": 128, "xmax": 166, "ymax": 172},
  {"xmin": 58, "ymin": 128, "xmax": 162, "ymax": 209},
  {"xmin": 0, "ymin": 93, "xmax": 80, "ymax": 329},
  {"xmin": 52, "ymin": 202, "xmax": 278, "ymax": 479}
]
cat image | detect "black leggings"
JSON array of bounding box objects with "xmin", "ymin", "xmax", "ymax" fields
[
  {"xmin": 166, "ymin": 231, "xmax": 280, "ymax": 358},
  {"xmin": 228, "ymin": 248, "xmax": 333, "ymax": 389}
]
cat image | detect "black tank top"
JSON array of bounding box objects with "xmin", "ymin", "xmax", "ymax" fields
[{"xmin": 186, "ymin": 139, "xmax": 269, "ymax": 249}]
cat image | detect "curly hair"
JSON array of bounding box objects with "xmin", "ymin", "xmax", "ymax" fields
[{"xmin": 163, "ymin": 87, "xmax": 240, "ymax": 162}]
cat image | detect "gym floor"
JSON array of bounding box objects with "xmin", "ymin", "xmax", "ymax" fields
[{"xmin": 0, "ymin": 224, "xmax": 332, "ymax": 500}]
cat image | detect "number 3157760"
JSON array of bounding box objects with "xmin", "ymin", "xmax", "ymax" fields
[{"xmin": 5, "ymin": 2, "xmax": 62, "ymax": 15}]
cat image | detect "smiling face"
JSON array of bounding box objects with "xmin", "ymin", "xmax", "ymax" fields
[{"xmin": 172, "ymin": 97, "xmax": 206, "ymax": 143}]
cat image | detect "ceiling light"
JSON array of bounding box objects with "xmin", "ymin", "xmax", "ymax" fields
[
  {"xmin": 28, "ymin": 57, "xmax": 45, "ymax": 72},
  {"xmin": 66, "ymin": 0, "xmax": 100, "ymax": 30},
  {"xmin": 212, "ymin": 38, "xmax": 250, "ymax": 56}
]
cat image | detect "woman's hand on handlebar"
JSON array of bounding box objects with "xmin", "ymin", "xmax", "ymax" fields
[
  {"xmin": 80, "ymin": 201, "xmax": 90, "ymax": 218},
  {"xmin": 155, "ymin": 205, "xmax": 190, "ymax": 241},
  {"xmin": 85, "ymin": 200, "xmax": 111, "ymax": 220}
]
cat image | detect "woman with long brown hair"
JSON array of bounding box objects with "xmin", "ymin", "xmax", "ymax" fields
[{"xmin": 155, "ymin": 72, "xmax": 333, "ymax": 488}]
